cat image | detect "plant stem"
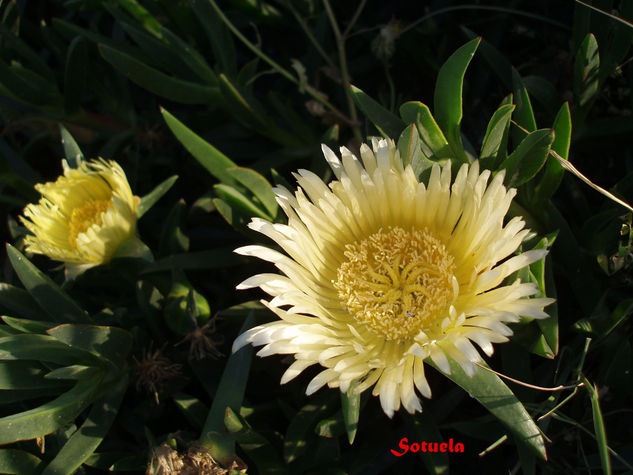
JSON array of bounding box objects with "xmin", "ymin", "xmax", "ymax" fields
[
  {"xmin": 206, "ymin": 0, "xmax": 346, "ymax": 120},
  {"xmin": 322, "ymin": 0, "xmax": 362, "ymax": 142}
]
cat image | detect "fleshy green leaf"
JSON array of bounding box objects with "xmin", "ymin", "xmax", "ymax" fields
[
  {"xmin": 341, "ymin": 380, "xmax": 360, "ymax": 444},
  {"xmin": 41, "ymin": 374, "xmax": 128, "ymax": 475},
  {"xmin": 0, "ymin": 449, "xmax": 45, "ymax": 474},
  {"xmin": 533, "ymin": 103, "xmax": 571, "ymax": 204},
  {"xmin": 6, "ymin": 245, "xmax": 89, "ymax": 323},
  {"xmin": 480, "ymin": 103, "xmax": 515, "ymax": 167},
  {"xmin": 581, "ymin": 376, "xmax": 612, "ymax": 475},
  {"xmin": 173, "ymin": 393, "xmax": 208, "ymax": 429},
  {"xmin": 511, "ymin": 69, "xmax": 537, "ymax": 146},
  {"xmin": 430, "ymin": 357, "xmax": 546, "ymax": 460},
  {"xmin": 64, "ymin": 36, "xmax": 88, "ymax": 114},
  {"xmin": 214, "ymin": 184, "xmax": 270, "ymax": 219},
  {"xmin": 47, "ymin": 324, "xmax": 133, "ymax": 369},
  {"xmin": 574, "ymin": 33, "xmax": 600, "ymax": 108},
  {"xmin": 0, "ymin": 334, "xmax": 104, "ymax": 366},
  {"xmin": 0, "ymin": 375, "xmax": 101, "ymax": 444},
  {"xmin": 0, "ymin": 283, "xmax": 43, "ymax": 319},
  {"xmin": 397, "ymin": 124, "xmax": 433, "ymax": 178},
  {"xmin": 59, "ymin": 124, "xmax": 84, "ymax": 168},
  {"xmin": 227, "ymin": 167, "xmax": 278, "ymax": 218},
  {"xmin": 136, "ymin": 175, "xmax": 178, "ymax": 218},
  {"xmin": 350, "ymin": 84, "xmax": 405, "ymax": 138},
  {"xmin": 161, "ymin": 108, "xmax": 238, "ymax": 186},
  {"xmin": 225, "ymin": 407, "xmax": 286, "ymax": 474},
  {"xmin": 0, "ymin": 361, "xmax": 70, "ymax": 390},
  {"xmin": 141, "ymin": 248, "xmax": 242, "ymax": 273},
  {"xmin": 1, "ymin": 316, "xmax": 54, "ymax": 334},
  {"xmin": 200, "ymin": 313, "xmax": 254, "ymax": 466},
  {"xmin": 98, "ymin": 44, "xmax": 220, "ymax": 104},
  {"xmin": 499, "ymin": 129, "xmax": 555, "ymax": 187},
  {"xmin": 399, "ymin": 102, "xmax": 452, "ymax": 161},
  {"xmin": 433, "ymin": 37, "xmax": 480, "ymax": 164}
]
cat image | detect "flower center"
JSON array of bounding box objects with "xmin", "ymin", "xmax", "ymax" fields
[
  {"xmin": 334, "ymin": 226, "xmax": 456, "ymax": 341},
  {"xmin": 68, "ymin": 199, "xmax": 111, "ymax": 248}
]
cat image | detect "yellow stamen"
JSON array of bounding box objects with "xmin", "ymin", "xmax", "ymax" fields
[
  {"xmin": 335, "ymin": 226, "xmax": 456, "ymax": 341},
  {"xmin": 68, "ymin": 199, "xmax": 111, "ymax": 248}
]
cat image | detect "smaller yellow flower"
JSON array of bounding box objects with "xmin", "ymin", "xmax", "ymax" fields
[{"xmin": 21, "ymin": 159, "xmax": 139, "ymax": 276}]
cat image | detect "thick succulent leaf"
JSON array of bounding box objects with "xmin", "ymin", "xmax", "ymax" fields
[
  {"xmin": 500, "ymin": 129, "xmax": 555, "ymax": 187},
  {"xmin": 161, "ymin": 108, "xmax": 238, "ymax": 186},
  {"xmin": 574, "ymin": 33, "xmax": 600, "ymax": 108},
  {"xmin": 214, "ymin": 184, "xmax": 270, "ymax": 219},
  {"xmin": 0, "ymin": 283, "xmax": 43, "ymax": 319},
  {"xmin": 533, "ymin": 103, "xmax": 571, "ymax": 204},
  {"xmin": 0, "ymin": 449, "xmax": 45, "ymax": 474},
  {"xmin": 227, "ymin": 167, "xmax": 278, "ymax": 218},
  {"xmin": 47, "ymin": 324, "xmax": 133, "ymax": 369},
  {"xmin": 0, "ymin": 375, "xmax": 102, "ymax": 444},
  {"xmin": 480, "ymin": 103, "xmax": 515, "ymax": 167},
  {"xmin": 350, "ymin": 84, "xmax": 406, "ymax": 138},
  {"xmin": 399, "ymin": 102, "xmax": 452, "ymax": 161},
  {"xmin": 41, "ymin": 374, "xmax": 128, "ymax": 475},
  {"xmin": 0, "ymin": 333, "xmax": 104, "ymax": 367},
  {"xmin": 0, "ymin": 360, "xmax": 70, "ymax": 390},
  {"xmin": 59, "ymin": 124, "xmax": 84, "ymax": 168},
  {"xmin": 341, "ymin": 380, "xmax": 361, "ymax": 444},
  {"xmin": 99, "ymin": 44, "xmax": 220, "ymax": 104},
  {"xmin": 225, "ymin": 407, "xmax": 286, "ymax": 474},
  {"xmin": 430, "ymin": 357, "xmax": 546, "ymax": 460},
  {"xmin": 6, "ymin": 245, "xmax": 89, "ymax": 323},
  {"xmin": 433, "ymin": 38, "xmax": 480, "ymax": 164},
  {"xmin": 199, "ymin": 313, "xmax": 254, "ymax": 466},
  {"xmin": 63, "ymin": 36, "xmax": 88, "ymax": 114},
  {"xmin": 511, "ymin": 69, "xmax": 537, "ymax": 147},
  {"xmin": 136, "ymin": 175, "xmax": 178, "ymax": 218}
]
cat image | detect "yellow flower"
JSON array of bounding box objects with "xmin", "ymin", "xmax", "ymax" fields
[
  {"xmin": 21, "ymin": 159, "xmax": 139, "ymax": 276},
  {"xmin": 233, "ymin": 139, "xmax": 554, "ymax": 417}
]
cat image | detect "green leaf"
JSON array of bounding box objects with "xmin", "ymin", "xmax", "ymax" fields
[
  {"xmin": 0, "ymin": 375, "xmax": 101, "ymax": 444},
  {"xmin": 173, "ymin": 393, "xmax": 208, "ymax": 430},
  {"xmin": 533, "ymin": 103, "xmax": 571, "ymax": 204},
  {"xmin": 0, "ymin": 24, "xmax": 55, "ymax": 82},
  {"xmin": 0, "ymin": 283, "xmax": 43, "ymax": 319},
  {"xmin": 349, "ymin": 84, "xmax": 405, "ymax": 138},
  {"xmin": 191, "ymin": 0, "xmax": 237, "ymax": 76},
  {"xmin": 225, "ymin": 407, "xmax": 286, "ymax": 474},
  {"xmin": 341, "ymin": 380, "xmax": 360, "ymax": 444},
  {"xmin": 212, "ymin": 197, "xmax": 250, "ymax": 229},
  {"xmin": 58, "ymin": 124, "xmax": 84, "ymax": 168},
  {"xmin": 284, "ymin": 393, "xmax": 338, "ymax": 463},
  {"xmin": 408, "ymin": 413, "xmax": 449, "ymax": 475},
  {"xmin": 511, "ymin": 69, "xmax": 537, "ymax": 147},
  {"xmin": 6, "ymin": 245, "xmax": 88, "ymax": 323},
  {"xmin": 0, "ymin": 361, "xmax": 70, "ymax": 390},
  {"xmin": 499, "ymin": 129, "xmax": 555, "ymax": 187},
  {"xmin": 45, "ymin": 365, "xmax": 101, "ymax": 381},
  {"xmin": 64, "ymin": 36, "xmax": 88, "ymax": 114},
  {"xmin": 574, "ymin": 33, "xmax": 600, "ymax": 107},
  {"xmin": 141, "ymin": 248, "xmax": 242, "ymax": 273},
  {"xmin": 41, "ymin": 374, "xmax": 128, "ymax": 475},
  {"xmin": 0, "ymin": 449, "xmax": 45, "ymax": 474},
  {"xmin": 433, "ymin": 37, "xmax": 480, "ymax": 164},
  {"xmin": 218, "ymin": 75, "xmax": 302, "ymax": 148},
  {"xmin": 214, "ymin": 184, "xmax": 270, "ymax": 219},
  {"xmin": 461, "ymin": 27, "xmax": 512, "ymax": 90},
  {"xmin": 161, "ymin": 108, "xmax": 238, "ymax": 186},
  {"xmin": 581, "ymin": 376, "xmax": 612, "ymax": 475},
  {"xmin": 480, "ymin": 104, "xmax": 515, "ymax": 168},
  {"xmin": 47, "ymin": 324, "xmax": 133, "ymax": 369},
  {"xmin": 1, "ymin": 316, "xmax": 54, "ymax": 334},
  {"xmin": 136, "ymin": 175, "xmax": 178, "ymax": 218},
  {"xmin": 0, "ymin": 334, "xmax": 103, "ymax": 366},
  {"xmin": 399, "ymin": 102, "xmax": 452, "ymax": 161},
  {"xmin": 431, "ymin": 358, "xmax": 546, "ymax": 459},
  {"xmin": 98, "ymin": 44, "xmax": 220, "ymax": 104},
  {"xmin": 200, "ymin": 313, "xmax": 254, "ymax": 466},
  {"xmin": 397, "ymin": 124, "xmax": 432, "ymax": 178},
  {"xmin": 114, "ymin": 0, "xmax": 163, "ymax": 37},
  {"xmin": 227, "ymin": 167, "xmax": 278, "ymax": 218}
]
